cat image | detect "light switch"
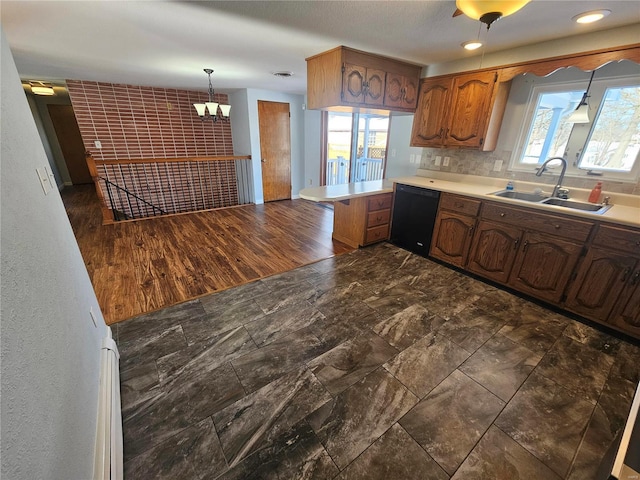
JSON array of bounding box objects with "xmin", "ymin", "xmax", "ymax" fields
[
  {"xmin": 435, "ymin": 156, "xmax": 442, "ymax": 166},
  {"xmin": 443, "ymin": 156, "xmax": 450, "ymax": 167},
  {"xmin": 36, "ymin": 167, "xmax": 52, "ymax": 195},
  {"xmin": 94, "ymin": 140, "xmax": 102, "ymax": 149},
  {"xmin": 493, "ymin": 160, "xmax": 503, "ymax": 171}
]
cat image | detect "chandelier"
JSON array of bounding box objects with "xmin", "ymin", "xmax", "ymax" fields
[{"xmin": 193, "ymin": 68, "xmax": 230, "ymax": 122}]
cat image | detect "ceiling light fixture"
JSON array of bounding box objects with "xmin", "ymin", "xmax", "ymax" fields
[
  {"xmin": 567, "ymin": 70, "xmax": 596, "ymax": 124},
  {"xmin": 572, "ymin": 9, "xmax": 611, "ymax": 24},
  {"xmin": 30, "ymin": 81, "xmax": 55, "ymax": 96},
  {"xmin": 193, "ymin": 69, "xmax": 231, "ymax": 122},
  {"xmin": 462, "ymin": 40, "xmax": 483, "ymax": 51},
  {"xmin": 455, "ymin": 0, "xmax": 530, "ymax": 29}
]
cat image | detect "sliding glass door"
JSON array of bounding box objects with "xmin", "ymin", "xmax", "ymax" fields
[{"xmin": 323, "ymin": 111, "xmax": 389, "ymax": 185}]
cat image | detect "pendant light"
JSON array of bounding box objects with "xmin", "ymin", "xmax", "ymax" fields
[
  {"xmin": 567, "ymin": 70, "xmax": 595, "ymax": 124},
  {"xmin": 193, "ymin": 68, "xmax": 230, "ymax": 122}
]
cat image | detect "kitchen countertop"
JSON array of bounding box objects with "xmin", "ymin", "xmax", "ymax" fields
[
  {"xmin": 300, "ymin": 173, "xmax": 640, "ymax": 228},
  {"xmin": 299, "ymin": 179, "xmax": 394, "ymax": 202}
]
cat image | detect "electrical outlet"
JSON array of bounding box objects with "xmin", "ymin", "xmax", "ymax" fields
[
  {"xmin": 410, "ymin": 154, "xmax": 415, "ymax": 164},
  {"xmin": 434, "ymin": 155, "xmax": 442, "ymax": 166},
  {"xmin": 493, "ymin": 160, "xmax": 503, "ymax": 172},
  {"xmin": 308, "ymin": 179, "xmax": 313, "ymax": 185},
  {"xmin": 391, "ymin": 149, "xmax": 396, "ymax": 158},
  {"xmin": 443, "ymin": 156, "xmax": 450, "ymax": 167}
]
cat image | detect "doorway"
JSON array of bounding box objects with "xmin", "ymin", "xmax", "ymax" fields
[
  {"xmin": 322, "ymin": 111, "xmax": 389, "ymax": 186},
  {"xmin": 47, "ymin": 104, "xmax": 92, "ymax": 184},
  {"xmin": 258, "ymin": 100, "xmax": 291, "ymax": 202}
]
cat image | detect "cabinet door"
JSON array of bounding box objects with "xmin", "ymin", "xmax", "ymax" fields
[
  {"xmin": 385, "ymin": 73, "xmax": 419, "ymax": 109},
  {"xmin": 609, "ymin": 269, "xmax": 640, "ymax": 337},
  {"xmin": 508, "ymin": 231, "xmax": 582, "ymax": 304},
  {"xmin": 430, "ymin": 211, "xmax": 476, "ymax": 268},
  {"xmin": 564, "ymin": 247, "xmax": 637, "ymax": 322},
  {"xmin": 467, "ymin": 220, "xmax": 522, "ymax": 284},
  {"xmin": 445, "ymin": 71, "xmax": 497, "ymax": 148},
  {"xmin": 410, "ymin": 78, "xmax": 450, "ymax": 147},
  {"xmin": 365, "ymin": 68, "xmax": 386, "ymax": 106},
  {"xmin": 343, "ymin": 64, "xmax": 367, "ymax": 104}
]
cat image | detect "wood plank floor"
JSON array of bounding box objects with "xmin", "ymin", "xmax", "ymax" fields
[{"xmin": 62, "ymin": 185, "xmax": 354, "ymax": 324}]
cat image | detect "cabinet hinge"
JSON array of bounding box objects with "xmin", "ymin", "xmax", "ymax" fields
[
  {"xmin": 479, "ymin": 138, "xmax": 484, "ymax": 145},
  {"xmin": 494, "ymin": 72, "xmax": 498, "ymax": 82},
  {"xmin": 341, "ymin": 65, "xmax": 345, "ymax": 74}
]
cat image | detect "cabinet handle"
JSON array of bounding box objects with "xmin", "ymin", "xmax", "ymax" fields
[
  {"xmin": 500, "ymin": 212, "xmax": 506, "ymax": 217},
  {"xmin": 636, "ymin": 240, "xmax": 640, "ymax": 247},
  {"xmin": 438, "ymin": 127, "xmax": 444, "ymax": 139},
  {"xmin": 522, "ymin": 240, "xmax": 529, "ymax": 251},
  {"xmin": 631, "ymin": 270, "xmax": 640, "ymax": 285},
  {"xmin": 468, "ymin": 226, "xmax": 474, "ymax": 236},
  {"xmin": 376, "ymin": 216, "xmax": 382, "ymax": 221},
  {"xmin": 553, "ymin": 224, "xmax": 561, "ymax": 229},
  {"xmin": 514, "ymin": 239, "xmax": 519, "ymax": 249},
  {"xmin": 621, "ymin": 267, "xmax": 631, "ymax": 282}
]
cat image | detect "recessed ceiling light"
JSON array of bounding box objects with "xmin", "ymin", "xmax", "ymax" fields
[
  {"xmin": 572, "ymin": 9, "xmax": 611, "ymax": 24},
  {"xmin": 462, "ymin": 40, "xmax": 483, "ymax": 50}
]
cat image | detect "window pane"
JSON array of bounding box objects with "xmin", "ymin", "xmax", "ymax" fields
[
  {"xmin": 521, "ymin": 91, "xmax": 583, "ymax": 164},
  {"xmin": 580, "ymin": 85, "xmax": 640, "ymax": 172},
  {"xmin": 326, "ymin": 112, "xmax": 352, "ymax": 185},
  {"xmin": 354, "ymin": 115, "xmax": 388, "ymax": 181}
]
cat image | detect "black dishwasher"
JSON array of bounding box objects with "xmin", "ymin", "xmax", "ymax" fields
[{"xmin": 390, "ymin": 184, "xmax": 441, "ymax": 257}]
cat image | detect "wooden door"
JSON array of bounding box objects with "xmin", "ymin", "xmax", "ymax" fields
[
  {"xmin": 410, "ymin": 78, "xmax": 450, "ymax": 147},
  {"xmin": 564, "ymin": 248, "xmax": 636, "ymax": 321},
  {"xmin": 258, "ymin": 100, "xmax": 291, "ymax": 202},
  {"xmin": 467, "ymin": 220, "xmax": 522, "ymax": 284},
  {"xmin": 445, "ymin": 71, "xmax": 496, "ymax": 148},
  {"xmin": 47, "ymin": 104, "xmax": 92, "ymax": 184},
  {"xmin": 429, "ymin": 211, "xmax": 476, "ymax": 268},
  {"xmin": 508, "ymin": 231, "xmax": 582, "ymax": 304}
]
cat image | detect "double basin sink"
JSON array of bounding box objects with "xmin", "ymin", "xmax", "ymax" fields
[{"xmin": 493, "ymin": 190, "xmax": 612, "ymax": 214}]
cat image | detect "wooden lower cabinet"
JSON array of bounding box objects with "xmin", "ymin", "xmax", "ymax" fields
[
  {"xmin": 508, "ymin": 231, "xmax": 583, "ymax": 304},
  {"xmin": 564, "ymin": 248, "xmax": 637, "ymax": 321},
  {"xmin": 467, "ymin": 220, "xmax": 521, "ymax": 283},
  {"xmin": 332, "ymin": 193, "xmax": 392, "ymax": 248},
  {"xmin": 609, "ymin": 277, "xmax": 640, "ymax": 337},
  {"xmin": 430, "ymin": 210, "xmax": 476, "ymax": 268}
]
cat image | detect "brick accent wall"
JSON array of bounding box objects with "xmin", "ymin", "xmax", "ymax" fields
[{"xmin": 66, "ymin": 80, "xmax": 233, "ymax": 161}]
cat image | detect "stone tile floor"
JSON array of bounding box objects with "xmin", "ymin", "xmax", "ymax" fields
[{"xmin": 117, "ymin": 243, "xmax": 640, "ymax": 479}]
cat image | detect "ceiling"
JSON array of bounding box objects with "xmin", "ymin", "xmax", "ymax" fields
[{"xmin": 2, "ymin": 1, "xmax": 639, "ymax": 95}]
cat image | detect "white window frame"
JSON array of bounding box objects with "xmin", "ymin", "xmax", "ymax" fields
[{"xmin": 509, "ymin": 74, "xmax": 640, "ymax": 183}]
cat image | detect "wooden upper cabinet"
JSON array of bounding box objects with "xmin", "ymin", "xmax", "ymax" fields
[
  {"xmin": 306, "ymin": 46, "xmax": 422, "ymax": 112},
  {"xmin": 342, "ymin": 64, "xmax": 385, "ymax": 106},
  {"xmin": 385, "ymin": 72, "xmax": 419, "ymax": 110},
  {"xmin": 410, "ymin": 70, "xmax": 509, "ymax": 151},
  {"xmin": 410, "ymin": 78, "xmax": 450, "ymax": 146},
  {"xmin": 447, "ymin": 71, "xmax": 497, "ymax": 148}
]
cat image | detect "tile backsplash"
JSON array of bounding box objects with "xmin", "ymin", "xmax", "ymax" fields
[{"xmin": 419, "ymin": 148, "xmax": 640, "ymax": 195}]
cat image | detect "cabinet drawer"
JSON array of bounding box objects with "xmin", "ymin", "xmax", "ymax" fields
[
  {"xmin": 593, "ymin": 224, "xmax": 640, "ymax": 255},
  {"xmin": 481, "ymin": 202, "xmax": 593, "ymax": 241},
  {"xmin": 367, "ymin": 208, "xmax": 391, "ymax": 227},
  {"xmin": 364, "ymin": 224, "xmax": 390, "ymax": 244},
  {"xmin": 368, "ymin": 194, "xmax": 393, "ymax": 212},
  {"xmin": 440, "ymin": 193, "xmax": 480, "ymax": 216}
]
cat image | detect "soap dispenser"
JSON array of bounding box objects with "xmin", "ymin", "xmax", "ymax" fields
[{"xmin": 588, "ymin": 182, "xmax": 602, "ymax": 203}]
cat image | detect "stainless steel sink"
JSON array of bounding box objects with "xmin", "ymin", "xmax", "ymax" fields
[
  {"xmin": 493, "ymin": 190, "xmax": 549, "ymax": 202},
  {"xmin": 541, "ymin": 197, "xmax": 612, "ymax": 214}
]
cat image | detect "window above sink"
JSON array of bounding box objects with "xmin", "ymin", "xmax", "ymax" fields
[{"xmin": 508, "ymin": 61, "xmax": 640, "ymax": 183}]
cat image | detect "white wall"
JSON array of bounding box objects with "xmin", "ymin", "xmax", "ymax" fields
[
  {"xmin": 229, "ymin": 88, "xmax": 305, "ymax": 203},
  {"xmin": 1, "ymin": 28, "xmax": 108, "ymax": 480},
  {"xmin": 303, "ymin": 107, "xmax": 323, "ymax": 188},
  {"xmin": 385, "ymin": 113, "xmax": 423, "ymax": 178}
]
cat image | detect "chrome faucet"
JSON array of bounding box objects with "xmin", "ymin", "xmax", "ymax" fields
[{"xmin": 535, "ymin": 157, "xmax": 568, "ymax": 198}]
